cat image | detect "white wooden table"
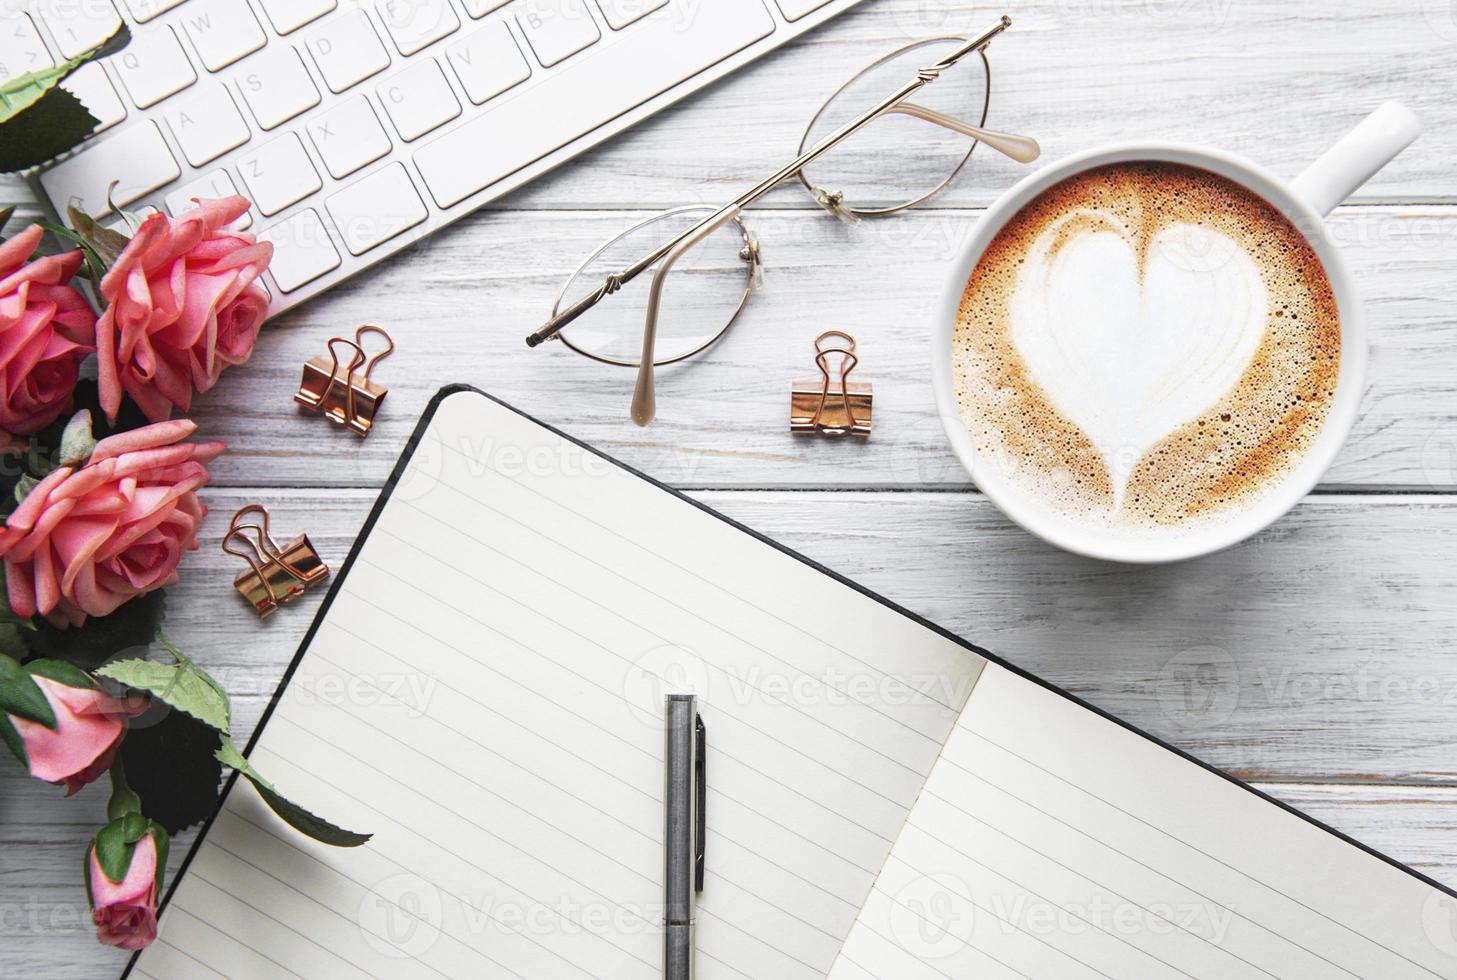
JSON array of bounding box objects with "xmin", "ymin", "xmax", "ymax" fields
[{"xmin": 3, "ymin": 1, "xmax": 1456, "ymax": 974}]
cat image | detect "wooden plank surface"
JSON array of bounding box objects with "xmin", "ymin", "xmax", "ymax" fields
[{"xmin": 1, "ymin": 0, "xmax": 1455, "ymax": 974}]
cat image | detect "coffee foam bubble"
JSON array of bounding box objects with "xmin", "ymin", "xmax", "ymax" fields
[{"xmin": 952, "ymin": 162, "xmax": 1340, "ymax": 533}]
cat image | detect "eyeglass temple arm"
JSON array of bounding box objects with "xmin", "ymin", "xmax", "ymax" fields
[
  {"xmin": 630, "ymin": 206, "xmax": 745, "ymax": 426},
  {"xmin": 523, "ymin": 14, "xmax": 1014, "ymax": 348},
  {"xmin": 887, "ymin": 104, "xmax": 1040, "ymax": 163}
]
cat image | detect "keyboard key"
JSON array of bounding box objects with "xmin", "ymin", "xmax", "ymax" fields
[
  {"xmin": 123, "ymin": 0, "xmax": 187, "ymax": 21},
  {"xmin": 0, "ymin": 15, "xmax": 53, "ymax": 83},
  {"xmin": 326, "ymin": 162, "xmax": 426, "ymax": 255},
  {"xmin": 516, "ymin": 0, "xmax": 600, "ymax": 67},
  {"xmin": 257, "ymin": 0, "xmax": 336, "ymax": 35},
  {"xmin": 60, "ymin": 63, "xmax": 126, "ymax": 131},
  {"xmin": 307, "ymin": 96, "xmax": 391, "ymax": 178},
  {"xmin": 112, "ymin": 25, "xmax": 196, "ymax": 109},
  {"xmin": 182, "ymin": 0, "xmax": 267, "ymax": 72},
  {"xmin": 773, "ymin": 0, "xmax": 834, "ymax": 19},
  {"xmin": 238, "ymin": 132, "xmax": 322, "ymax": 216},
  {"xmin": 377, "ymin": 0, "xmax": 459, "ymax": 56},
  {"xmin": 446, "ymin": 21, "xmax": 529, "ymax": 105},
  {"xmin": 163, "ymin": 83, "xmax": 250, "ymax": 166},
  {"xmin": 462, "ymin": 0, "xmax": 510, "ymax": 16},
  {"xmin": 257, "ymin": 208, "xmax": 341, "ymax": 292},
  {"xmin": 165, "ymin": 170, "xmax": 252, "ymax": 228},
  {"xmin": 596, "ymin": 0, "xmax": 668, "ymax": 30},
  {"xmin": 305, "ymin": 10, "xmax": 390, "ymax": 94},
  {"xmin": 39, "ymin": 121, "xmax": 180, "ymax": 218},
  {"xmin": 37, "ymin": 0, "xmax": 121, "ymax": 60},
  {"xmin": 416, "ymin": 0, "xmax": 773, "ymax": 208},
  {"xmin": 377, "ymin": 58, "xmax": 459, "ymax": 142},
  {"xmin": 237, "ymin": 46, "xmax": 320, "ymax": 129}
]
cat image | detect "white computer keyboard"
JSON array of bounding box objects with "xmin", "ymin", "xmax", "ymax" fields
[{"xmin": 16, "ymin": 0, "xmax": 864, "ymax": 313}]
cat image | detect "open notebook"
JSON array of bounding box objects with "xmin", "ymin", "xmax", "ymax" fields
[{"xmin": 126, "ymin": 387, "xmax": 1456, "ymax": 979}]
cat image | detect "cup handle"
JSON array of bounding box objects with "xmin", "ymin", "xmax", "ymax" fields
[{"xmin": 1289, "ymin": 102, "xmax": 1421, "ymax": 217}]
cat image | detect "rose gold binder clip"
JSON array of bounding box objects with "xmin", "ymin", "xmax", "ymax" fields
[
  {"xmin": 295, "ymin": 324, "xmax": 394, "ymax": 437},
  {"xmin": 790, "ymin": 330, "xmax": 872, "ymax": 437},
  {"xmin": 222, "ymin": 505, "xmax": 329, "ymax": 618}
]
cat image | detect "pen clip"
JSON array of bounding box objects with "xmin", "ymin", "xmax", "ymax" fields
[{"xmin": 694, "ymin": 715, "xmax": 706, "ymax": 894}]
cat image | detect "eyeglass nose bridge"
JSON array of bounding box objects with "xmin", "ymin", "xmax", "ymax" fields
[
  {"xmin": 739, "ymin": 232, "xmax": 764, "ymax": 289},
  {"xmin": 809, "ymin": 186, "xmax": 860, "ymax": 225}
]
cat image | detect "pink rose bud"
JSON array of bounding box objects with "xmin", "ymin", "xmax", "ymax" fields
[
  {"xmin": 6, "ymin": 672, "xmax": 136, "ymax": 795},
  {"xmin": 96, "ymin": 196, "xmax": 272, "ymax": 423},
  {"xmin": 0, "ymin": 419, "xmax": 225, "ymax": 627},
  {"xmin": 87, "ymin": 818, "xmax": 167, "ymax": 950},
  {"xmin": 0, "ymin": 224, "xmax": 99, "ymax": 438}
]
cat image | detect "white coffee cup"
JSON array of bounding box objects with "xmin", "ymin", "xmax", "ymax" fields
[{"xmin": 931, "ymin": 103, "xmax": 1421, "ymax": 563}]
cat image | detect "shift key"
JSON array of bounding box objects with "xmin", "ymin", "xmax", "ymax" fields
[{"xmin": 414, "ymin": 0, "xmax": 773, "ymax": 208}]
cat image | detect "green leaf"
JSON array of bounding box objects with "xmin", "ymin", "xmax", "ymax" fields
[
  {"xmin": 99, "ymin": 656, "xmax": 229, "ymax": 735},
  {"xmin": 119, "ymin": 707, "xmax": 222, "ymax": 835},
  {"xmin": 27, "ymin": 589, "xmax": 165, "ymax": 670},
  {"xmin": 65, "ymin": 206, "xmax": 131, "ymax": 269},
  {"xmin": 156, "ymin": 632, "xmax": 230, "ymax": 720},
  {"xmin": 25, "ymin": 658, "xmax": 96, "ymax": 690},
  {"xmin": 0, "ymin": 84, "xmax": 97, "ymax": 173},
  {"xmin": 37, "ymin": 219, "xmax": 107, "ymax": 284},
  {"xmin": 57, "ymin": 410, "xmax": 97, "ymax": 468},
  {"xmin": 0, "ymin": 714, "xmax": 28, "ymax": 769},
  {"xmin": 91, "ymin": 810, "xmax": 149, "ymax": 885},
  {"xmin": 0, "ymin": 655, "xmax": 55, "ymax": 727},
  {"xmin": 217, "ymin": 739, "xmax": 371, "ymax": 848},
  {"xmin": 0, "ymin": 22, "xmax": 131, "ymax": 172},
  {"xmin": 13, "ymin": 473, "xmax": 37, "ymax": 508},
  {"xmin": 0, "ymin": 623, "xmax": 29, "ymax": 660}
]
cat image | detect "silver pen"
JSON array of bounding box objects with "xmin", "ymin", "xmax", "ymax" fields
[{"xmin": 664, "ymin": 694, "xmax": 706, "ymax": 980}]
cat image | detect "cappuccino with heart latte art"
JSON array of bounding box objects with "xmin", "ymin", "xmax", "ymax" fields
[{"xmin": 952, "ymin": 162, "xmax": 1340, "ymax": 531}]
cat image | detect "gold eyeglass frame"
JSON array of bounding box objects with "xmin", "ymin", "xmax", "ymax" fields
[{"xmin": 526, "ymin": 15, "xmax": 1039, "ymax": 426}]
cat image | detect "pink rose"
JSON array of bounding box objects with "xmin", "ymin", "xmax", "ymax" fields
[
  {"xmin": 96, "ymin": 196, "xmax": 272, "ymax": 423},
  {"xmin": 0, "ymin": 224, "xmax": 98, "ymax": 437},
  {"xmin": 6, "ymin": 672, "xmax": 137, "ymax": 794},
  {"xmin": 88, "ymin": 823, "xmax": 163, "ymax": 950},
  {"xmin": 0, "ymin": 419, "xmax": 224, "ymax": 627}
]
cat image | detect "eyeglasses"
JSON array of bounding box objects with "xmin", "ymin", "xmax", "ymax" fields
[{"xmin": 524, "ymin": 16, "xmax": 1039, "ymax": 426}]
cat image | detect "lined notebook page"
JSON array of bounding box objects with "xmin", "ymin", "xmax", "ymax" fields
[
  {"xmin": 829, "ymin": 662, "xmax": 1454, "ymax": 979},
  {"xmin": 128, "ymin": 390, "xmax": 985, "ymax": 980}
]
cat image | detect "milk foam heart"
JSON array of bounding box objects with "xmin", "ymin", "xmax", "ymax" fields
[
  {"xmin": 1009, "ymin": 211, "xmax": 1268, "ymax": 509},
  {"xmin": 952, "ymin": 161, "xmax": 1341, "ymax": 532}
]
